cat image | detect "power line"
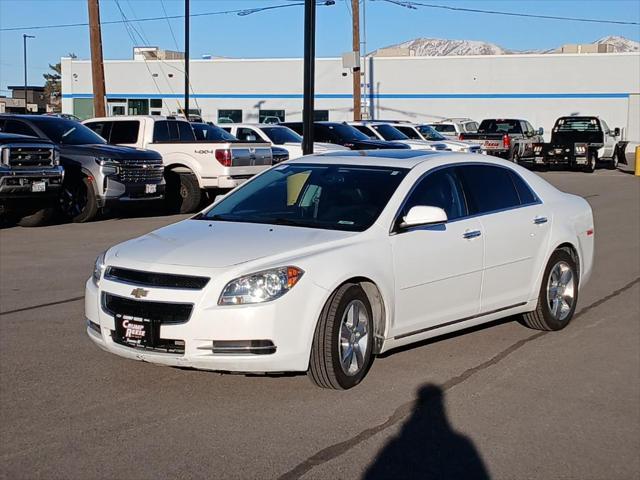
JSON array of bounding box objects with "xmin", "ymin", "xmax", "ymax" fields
[
  {"xmin": 0, "ymin": 1, "xmax": 337, "ymax": 32},
  {"xmin": 375, "ymin": 0, "xmax": 640, "ymax": 26}
]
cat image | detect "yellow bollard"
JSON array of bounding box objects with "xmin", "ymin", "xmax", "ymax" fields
[{"xmin": 636, "ymin": 146, "xmax": 640, "ymax": 176}]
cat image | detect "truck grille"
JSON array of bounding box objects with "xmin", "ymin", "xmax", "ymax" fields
[
  {"xmin": 3, "ymin": 144, "xmax": 55, "ymax": 168},
  {"xmin": 117, "ymin": 159, "xmax": 164, "ymax": 184},
  {"xmin": 105, "ymin": 266, "xmax": 210, "ymax": 290},
  {"xmin": 102, "ymin": 293, "xmax": 193, "ymax": 325}
]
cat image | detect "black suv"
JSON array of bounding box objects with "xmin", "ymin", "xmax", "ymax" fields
[{"xmin": 281, "ymin": 122, "xmax": 410, "ymax": 150}]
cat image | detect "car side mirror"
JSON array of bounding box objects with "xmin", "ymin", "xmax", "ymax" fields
[
  {"xmin": 537, "ymin": 127, "xmax": 544, "ymax": 136},
  {"xmin": 399, "ymin": 206, "xmax": 448, "ymax": 229},
  {"xmin": 613, "ymin": 127, "xmax": 620, "ymax": 137}
]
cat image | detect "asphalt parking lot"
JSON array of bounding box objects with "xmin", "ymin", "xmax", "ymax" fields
[{"xmin": 1, "ymin": 165, "xmax": 638, "ymax": 480}]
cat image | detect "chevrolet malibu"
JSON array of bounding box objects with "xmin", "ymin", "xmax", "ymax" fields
[{"xmin": 86, "ymin": 150, "xmax": 594, "ymax": 389}]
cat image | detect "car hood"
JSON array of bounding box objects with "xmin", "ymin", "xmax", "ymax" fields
[
  {"xmin": 112, "ymin": 219, "xmax": 357, "ymax": 268},
  {"xmin": 347, "ymin": 139, "xmax": 409, "ymax": 150},
  {"xmin": 60, "ymin": 143, "xmax": 162, "ymax": 160}
]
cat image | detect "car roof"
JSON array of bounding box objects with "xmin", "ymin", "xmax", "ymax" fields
[
  {"xmin": 84, "ymin": 116, "xmax": 189, "ymax": 122},
  {"xmin": 284, "ymin": 149, "xmax": 447, "ymax": 169}
]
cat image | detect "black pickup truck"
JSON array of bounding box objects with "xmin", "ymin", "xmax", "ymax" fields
[
  {"xmin": 0, "ymin": 133, "xmax": 64, "ymax": 226},
  {"xmin": 531, "ymin": 116, "xmax": 623, "ymax": 172},
  {"xmin": 459, "ymin": 118, "xmax": 544, "ymax": 162},
  {"xmin": 282, "ymin": 122, "xmax": 410, "ymax": 151}
]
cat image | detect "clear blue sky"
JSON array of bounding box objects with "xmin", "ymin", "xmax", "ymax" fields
[{"xmin": 1, "ymin": 0, "xmax": 639, "ymax": 95}]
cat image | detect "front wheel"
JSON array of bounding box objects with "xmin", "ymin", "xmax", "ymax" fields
[
  {"xmin": 584, "ymin": 151, "xmax": 597, "ymax": 173},
  {"xmin": 59, "ymin": 176, "xmax": 98, "ymax": 223},
  {"xmin": 607, "ymin": 153, "xmax": 619, "ymax": 170},
  {"xmin": 308, "ymin": 284, "xmax": 374, "ymax": 390},
  {"xmin": 520, "ymin": 249, "xmax": 578, "ymax": 331}
]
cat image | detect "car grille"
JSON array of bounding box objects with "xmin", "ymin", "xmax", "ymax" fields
[
  {"xmin": 105, "ymin": 266, "xmax": 210, "ymax": 290},
  {"xmin": 117, "ymin": 158, "xmax": 164, "ymax": 184},
  {"xmin": 102, "ymin": 293, "xmax": 193, "ymax": 325},
  {"xmin": 3, "ymin": 144, "xmax": 55, "ymax": 168}
]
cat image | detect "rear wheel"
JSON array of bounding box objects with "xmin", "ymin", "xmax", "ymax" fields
[
  {"xmin": 520, "ymin": 250, "xmax": 578, "ymax": 331},
  {"xmin": 584, "ymin": 151, "xmax": 597, "ymax": 173},
  {"xmin": 59, "ymin": 176, "xmax": 98, "ymax": 223},
  {"xmin": 165, "ymin": 171, "xmax": 202, "ymax": 214},
  {"xmin": 308, "ymin": 284, "xmax": 374, "ymax": 390}
]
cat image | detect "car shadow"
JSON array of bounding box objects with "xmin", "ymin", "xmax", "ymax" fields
[
  {"xmin": 378, "ymin": 316, "xmax": 515, "ymax": 359},
  {"xmin": 363, "ymin": 384, "xmax": 490, "ymax": 480}
]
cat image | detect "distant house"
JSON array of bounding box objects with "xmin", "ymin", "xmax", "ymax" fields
[{"xmin": 0, "ymin": 86, "xmax": 47, "ymax": 114}]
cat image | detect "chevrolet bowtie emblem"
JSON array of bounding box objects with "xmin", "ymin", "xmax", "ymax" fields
[{"xmin": 130, "ymin": 288, "xmax": 149, "ymax": 299}]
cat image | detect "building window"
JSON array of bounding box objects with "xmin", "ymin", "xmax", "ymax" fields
[
  {"xmin": 259, "ymin": 109, "xmax": 285, "ymax": 124},
  {"xmin": 218, "ymin": 109, "xmax": 242, "ymax": 123},
  {"xmin": 150, "ymin": 99, "xmax": 163, "ymax": 108},
  {"xmin": 127, "ymin": 99, "xmax": 149, "ymax": 115},
  {"xmin": 314, "ymin": 110, "xmax": 329, "ymax": 121}
]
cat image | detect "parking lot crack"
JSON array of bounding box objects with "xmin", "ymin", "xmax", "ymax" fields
[
  {"xmin": 278, "ymin": 276, "xmax": 640, "ymax": 480},
  {"xmin": 0, "ymin": 296, "xmax": 84, "ymax": 316}
]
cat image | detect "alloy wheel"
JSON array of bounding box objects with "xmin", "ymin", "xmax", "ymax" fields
[
  {"xmin": 338, "ymin": 299, "xmax": 370, "ymax": 376},
  {"xmin": 546, "ymin": 261, "xmax": 575, "ymax": 321}
]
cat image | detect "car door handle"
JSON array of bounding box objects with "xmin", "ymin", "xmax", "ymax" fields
[
  {"xmin": 534, "ymin": 216, "xmax": 548, "ymax": 225},
  {"xmin": 463, "ymin": 230, "xmax": 482, "ymax": 239}
]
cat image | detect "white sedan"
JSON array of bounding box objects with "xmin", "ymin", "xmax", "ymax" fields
[{"xmin": 86, "ymin": 150, "xmax": 594, "ymax": 389}]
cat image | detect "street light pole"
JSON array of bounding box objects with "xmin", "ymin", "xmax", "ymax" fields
[
  {"xmin": 184, "ymin": 0, "xmax": 190, "ymax": 119},
  {"xmin": 302, "ymin": 0, "xmax": 316, "ymax": 155},
  {"xmin": 23, "ymin": 34, "xmax": 35, "ymax": 113}
]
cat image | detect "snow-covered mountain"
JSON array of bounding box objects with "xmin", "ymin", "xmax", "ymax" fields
[{"xmin": 373, "ymin": 35, "xmax": 639, "ymax": 56}]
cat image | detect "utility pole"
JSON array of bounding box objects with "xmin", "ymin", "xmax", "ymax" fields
[
  {"xmin": 302, "ymin": 0, "xmax": 316, "ymax": 155},
  {"xmin": 88, "ymin": 0, "xmax": 106, "ymax": 117},
  {"xmin": 351, "ymin": 0, "xmax": 361, "ymax": 121},
  {"xmin": 23, "ymin": 34, "xmax": 35, "ymax": 113},
  {"xmin": 184, "ymin": 0, "xmax": 190, "ymax": 119}
]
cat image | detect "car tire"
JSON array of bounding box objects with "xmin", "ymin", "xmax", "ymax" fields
[
  {"xmin": 308, "ymin": 284, "xmax": 374, "ymax": 390},
  {"xmin": 520, "ymin": 249, "xmax": 578, "ymax": 331},
  {"xmin": 607, "ymin": 153, "xmax": 619, "ymax": 170},
  {"xmin": 165, "ymin": 171, "xmax": 202, "ymax": 214},
  {"xmin": 17, "ymin": 207, "xmax": 55, "ymax": 227},
  {"xmin": 512, "ymin": 151, "xmax": 520, "ymax": 165},
  {"xmin": 60, "ymin": 176, "xmax": 99, "ymax": 223},
  {"xmin": 584, "ymin": 151, "xmax": 597, "ymax": 173}
]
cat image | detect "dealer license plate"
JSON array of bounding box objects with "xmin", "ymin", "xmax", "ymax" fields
[
  {"xmin": 31, "ymin": 181, "xmax": 46, "ymax": 193},
  {"xmin": 145, "ymin": 184, "xmax": 157, "ymax": 194},
  {"xmin": 115, "ymin": 314, "xmax": 153, "ymax": 346}
]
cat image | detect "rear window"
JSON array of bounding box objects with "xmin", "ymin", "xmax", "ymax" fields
[
  {"xmin": 478, "ymin": 120, "xmax": 522, "ymax": 135},
  {"xmin": 153, "ymin": 120, "xmax": 196, "ymax": 142},
  {"xmin": 458, "ymin": 165, "xmax": 521, "ymax": 214},
  {"xmin": 432, "ymin": 124, "xmax": 456, "ymax": 134},
  {"xmin": 554, "ymin": 117, "xmax": 601, "ymax": 133},
  {"xmin": 109, "ymin": 121, "xmax": 140, "ymax": 144}
]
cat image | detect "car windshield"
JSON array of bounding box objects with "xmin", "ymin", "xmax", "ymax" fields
[
  {"xmin": 371, "ymin": 124, "xmax": 408, "ymax": 141},
  {"xmin": 416, "ymin": 125, "xmax": 446, "ymax": 141},
  {"xmin": 478, "ymin": 119, "xmax": 522, "ymax": 134},
  {"xmin": 261, "ymin": 126, "xmax": 302, "ymax": 144},
  {"xmin": 324, "ymin": 124, "xmax": 371, "ymax": 142},
  {"xmin": 30, "ymin": 118, "xmax": 107, "ymax": 145},
  {"xmin": 555, "ymin": 118, "xmax": 601, "ymax": 132},
  {"xmin": 193, "ymin": 123, "xmax": 238, "ymax": 141},
  {"xmin": 199, "ymin": 163, "xmax": 409, "ymax": 232}
]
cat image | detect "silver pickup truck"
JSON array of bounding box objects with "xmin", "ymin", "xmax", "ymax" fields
[
  {"xmin": 84, "ymin": 116, "xmax": 273, "ymax": 213},
  {"xmin": 0, "ymin": 133, "xmax": 64, "ymax": 226}
]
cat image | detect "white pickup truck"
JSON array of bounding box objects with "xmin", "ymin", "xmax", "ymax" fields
[{"xmin": 83, "ymin": 116, "xmax": 273, "ymax": 213}]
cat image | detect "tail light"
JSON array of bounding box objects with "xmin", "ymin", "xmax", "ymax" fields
[
  {"xmin": 215, "ymin": 149, "xmax": 232, "ymax": 167},
  {"xmin": 458, "ymin": 133, "xmax": 465, "ymax": 140},
  {"xmin": 502, "ymin": 134, "xmax": 511, "ymax": 149}
]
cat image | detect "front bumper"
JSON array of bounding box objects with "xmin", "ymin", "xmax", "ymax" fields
[
  {"xmin": 99, "ymin": 179, "xmax": 166, "ymax": 207},
  {"xmin": 85, "ymin": 271, "xmax": 328, "ymax": 373},
  {"xmin": 0, "ymin": 167, "xmax": 64, "ymax": 195}
]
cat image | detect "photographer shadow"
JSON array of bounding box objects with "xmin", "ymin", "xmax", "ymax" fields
[{"xmin": 364, "ymin": 384, "xmax": 490, "ymax": 480}]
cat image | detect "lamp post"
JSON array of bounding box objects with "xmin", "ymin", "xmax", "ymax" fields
[
  {"xmin": 23, "ymin": 34, "xmax": 35, "ymax": 113},
  {"xmin": 302, "ymin": 0, "xmax": 316, "ymax": 155}
]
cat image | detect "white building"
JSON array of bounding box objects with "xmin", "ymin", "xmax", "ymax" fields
[{"xmin": 61, "ymin": 51, "xmax": 640, "ymax": 142}]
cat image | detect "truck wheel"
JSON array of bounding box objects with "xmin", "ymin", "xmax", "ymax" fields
[
  {"xmin": 308, "ymin": 284, "xmax": 374, "ymax": 390},
  {"xmin": 165, "ymin": 171, "xmax": 202, "ymax": 214},
  {"xmin": 60, "ymin": 176, "xmax": 99, "ymax": 223},
  {"xmin": 17, "ymin": 207, "xmax": 56, "ymax": 227},
  {"xmin": 520, "ymin": 249, "xmax": 578, "ymax": 331},
  {"xmin": 584, "ymin": 151, "xmax": 597, "ymax": 173},
  {"xmin": 607, "ymin": 153, "xmax": 619, "ymax": 170},
  {"xmin": 512, "ymin": 151, "xmax": 521, "ymax": 164}
]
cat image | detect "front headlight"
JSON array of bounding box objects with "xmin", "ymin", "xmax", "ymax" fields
[
  {"xmin": 218, "ymin": 266, "xmax": 304, "ymax": 305},
  {"xmin": 95, "ymin": 156, "xmax": 121, "ymax": 167},
  {"xmin": 53, "ymin": 149, "xmax": 61, "ymax": 166},
  {"xmin": 92, "ymin": 251, "xmax": 107, "ymax": 286}
]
